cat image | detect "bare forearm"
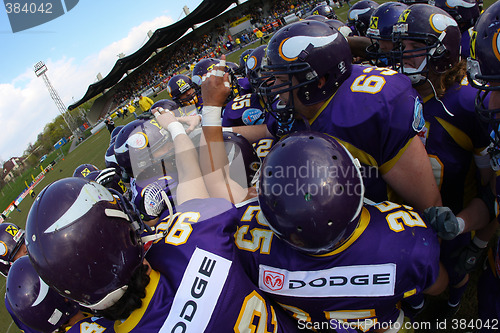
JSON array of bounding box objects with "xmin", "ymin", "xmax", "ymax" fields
[{"xmin": 230, "ymin": 124, "xmax": 272, "ymax": 144}]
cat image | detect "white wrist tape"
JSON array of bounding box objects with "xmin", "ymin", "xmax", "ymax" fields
[
  {"xmin": 202, "ymin": 106, "xmax": 222, "ymax": 126},
  {"xmin": 153, "ymin": 107, "xmax": 164, "ymax": 118},
  {"xmin": 167, "ymin": 121, "xmax": 186, "ymax": 140}
]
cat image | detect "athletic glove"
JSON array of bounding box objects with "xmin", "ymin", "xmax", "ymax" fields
[{"xmin": 422, "ymin": 206, "xmax": 463, "ymax": 240}]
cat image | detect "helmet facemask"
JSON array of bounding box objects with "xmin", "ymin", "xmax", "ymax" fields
[
  {"xmin": 391, "ymin": 31, "xmax": 439, "ymax": 84},
  {"xmin": 257, "ymin": 61, "xmax": 319, "ymax": 137}
]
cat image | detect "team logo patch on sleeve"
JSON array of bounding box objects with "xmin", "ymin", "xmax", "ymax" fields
[
  {"xmin": 259, "ymin": 264, "xmax": 396, "ymax": 297},
  {"xmin": 412, "ymin": 97, "xmax": 425, "ymax": 132},
  {"xmin": 242, "ymin": 108, "xmax": 264, "ymax": 125}
]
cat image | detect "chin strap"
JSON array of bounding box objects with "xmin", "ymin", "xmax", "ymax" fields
[{"xmin": 427, "ymin": 79, "xmax": 454, "ymax": 117}]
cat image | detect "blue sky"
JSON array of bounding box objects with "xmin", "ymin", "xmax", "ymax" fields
[{"xmin": 0, "ymin": 0, "xmax": 220, "ymax": 162}]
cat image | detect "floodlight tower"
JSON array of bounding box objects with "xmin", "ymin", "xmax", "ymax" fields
[{"xmin": 34, "ymin": 61, "xmax": 77, "ymax": 136}]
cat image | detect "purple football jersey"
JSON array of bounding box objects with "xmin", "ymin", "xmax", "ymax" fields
[
  {"xmin": 234, "ymin": 198, "xmax": 440, "ymax": 331},
  {"xmin": 223, "ymin": 93, "xmax": 266, "ymax": 127},
  {"xmin": 252, "ymin": 137, "xmax": 278, "ymax": 161},
  {"xmin": 142, "ymin": 198, "xmax": 301, "ymax": 332},
  {"xmin": 267, "ymin": 65, "xmax": 424, "ymax": 203},
  {"xmin": 419, "ymin": 81, "xmax": 489, "ymax": 213},
  {"xmin": 461, "ymin": 29, "xmax": 472, "ymax": 59}
]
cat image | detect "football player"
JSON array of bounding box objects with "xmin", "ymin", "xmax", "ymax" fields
[
  {"xmin": 391, "ymin": 3, "xmax": 493, "ymax": 318},
  {"xmin": 310, "ymin": 4, "xmax": 338, "ymax": 20},
  {"xmin": 346, "ymin": 0, "xmax": 379, "ymax": 36},
  {"xmin": 166, "ymin": 74, "xmax": 203, "ymax": 112},
  {"xmin": 365, "ymin": 2, "xmax": 408, "ymax": 67},
  {"xmin": 6, "ymin": 256, "xmax": 114, "ymax": 332},
  {"xmin": 434, "ymin": 0, "xmax": 480, "ymax": 59},
  {"xmin": 72, "ymin": 163, "xmax": 99, "ymax": 178},
  {"xmin": 467, "ymin": 1, "xmax": 500, "ymax": 328},
  {"xmin": 250, "ymin": 19, "xmax": 441, "ymax": 212},
  {"xmin": 197, "ymin": 66, "xmax": 447, "ymax": 331},
  {"xmin": 1, "ymin": 222, "xmax": 41, "ymax": 333}
]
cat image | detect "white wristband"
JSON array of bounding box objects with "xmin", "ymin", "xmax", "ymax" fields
[
  {"xmin": 202, "ymin": 106, "xmax": 222, "ymax": 126},
  {"xmin": 167, "ymin": 121, "xmax": 186, "ymax": 140}
]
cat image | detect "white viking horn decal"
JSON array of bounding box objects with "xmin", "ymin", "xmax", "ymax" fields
[{"xmin": 279, "ymin": 33, "xmax": 338, "ymax": 61}]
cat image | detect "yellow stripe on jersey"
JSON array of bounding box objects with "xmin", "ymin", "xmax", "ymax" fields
[
  {"xmin": 379, "ymin": 137, "xmax": 414, "ymax": 175},
  {"xmin": 114, "ymin": 269, "xmax": 161, "ymax": 333},
  {"xmin": 334, "ymin": 137, "xmax": 379, "ymax": 169},
  {"xmin": 435, "ymin": 117, "xmax": 473, "ymax": 152},
  {"xmin": 421, "ymin": 93, "xmax": 435, "ymax": 103},
  {"xmin": 308, "ymin": 94, "xmax": 336, "ymax": 125},
  {"xmin": 313, "ymin": 208, "xmax": 370, "ymax": 257},
  {"xmin": 403, "ymin": 288, "xmax": 417, "ymax": 298}
]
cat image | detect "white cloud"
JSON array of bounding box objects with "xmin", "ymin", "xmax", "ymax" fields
[{"xmin": 0, "ymin": 16, "xmax": 174, "ymax": 162}]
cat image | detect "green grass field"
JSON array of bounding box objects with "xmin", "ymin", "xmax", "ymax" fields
[{"xmin": 0, "ymin": 0, "xmax": 497, "ymax": 331}]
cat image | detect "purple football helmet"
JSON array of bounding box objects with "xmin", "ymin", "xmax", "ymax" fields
[
  {"xmin": 305, "ymin": 14, "xmax": 329, "ymax": 23},
  {"xmin": 72, "ymin": 163, "xmax": 99, "ymax": 178},
  {"xmin": 104, "ymin": 141, "xmax": 120, "ymax": 171},
  {"xmin": 391, "ymin": 4, "xmax": 461, "ymax": 84},
  {"xmin": 110, "ymin": 125, "xmax": 124, "ymax": 141},
  {"xmin": 85, "ymin": 169, "xmax": 128, "ymax": 195},
  {"xmin": 114, "ymin": 119, "xmax": 146, "ymax": 176},
  {"xmin": 167, "ymin": 74, "xmax": 200, "ymax": 106},
  {"xmin": 6, "ymin": 256, "xmax": 80, "ymax": 333},
  {"xmin": 127, "ymin": 118, "xmax": 177, "ymax": 178},
  {"xmin": 310, "ymin": 4, "xmax": 338, "ymax": 19},
  {"xmin": 366, "ymin": 2, "xmax": 408, "ymax": 66},
  {"xmin": 25, "ymin": 177, "xmax": 145, "ymax": 309},
  {"xmin": 191, "ymin": 58, "xmax": 219, "ymax": 86},
  {"xmin": 223, "ymin": 131, "xmax": 260, "ymax": 188},
  {"xmin": 0, "ymin": 222, "xmax": 25, "ymax": 277},
  {"xmin": 149, "ymin": 98, "xmax": 191, "ymax": 117},
  {"xmin": 324, "ymin": 19, "xmax": 354, "ymax": 38},
  {"xmin": 238, "ymin": 48, "xmax": 255, "ymax": 75},
  {"xmin": 434, "ymin": 0, "xmax": 479, "ymax": 32},
  {"xmin": 258, "ymin": 131, "xmax": 364, "ymax": 254},
  {"xmin": 257, "ymin": 20, "xmax": 352, "ymax": 135},
  {"xmin": 398, "ymin": 0, "xmax": 433, "ymax": 4},
  {"xmin": 245, "ymin": 45, "xmax": 267, "ymax": 91},
  {"xmin": 226, "ymin": 61, "xmax": 239, "ymax": 73},
  {"xmin": 467, "ymin": 1, "xmax": 500, "ymax": 154},
  {"xmin": 347, "ymin": 0, "xmax": 379, "ymax": 36}
]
